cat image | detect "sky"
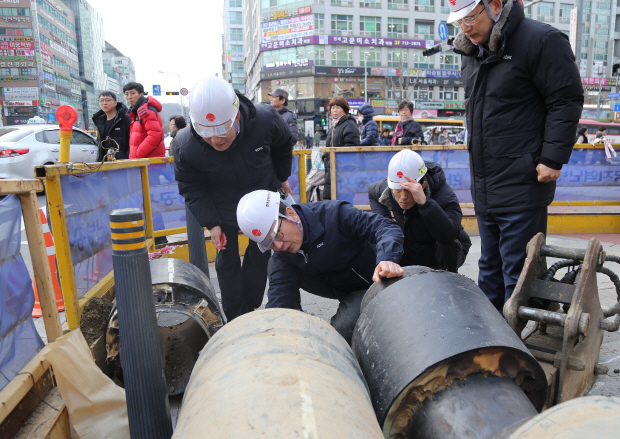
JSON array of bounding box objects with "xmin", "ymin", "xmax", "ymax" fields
[{"xmin": 86, "ymin": 0, "xmax": 225, "ymax": 105}]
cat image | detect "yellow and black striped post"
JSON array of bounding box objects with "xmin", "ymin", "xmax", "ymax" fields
[{"xmin": 110, "ymin": 208, "xmax": 172, "ymax": 439}]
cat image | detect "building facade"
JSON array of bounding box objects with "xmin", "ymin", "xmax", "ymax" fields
[
  {"xmin": 223, "ymin": 0, "xmax": 245, "ymax": 93},
  {"xmin": 244, "ymin": 0, "xmax": 466, "ymax": 135},
  {"xmin": 103, "ymin": 40, "xmax": 136, "ymax": 104},
  {"xmin": 64, "ymin": 0, "xmax": 106, "ymax": 128}
]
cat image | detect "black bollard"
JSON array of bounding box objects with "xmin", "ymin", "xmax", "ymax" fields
[
  {"xmin": 110, "ymin": 208, "xmax": 173, "ymax": 439},
  {"xmin": 185, "ymin": 205, "xmax": 210, "ymax": 278}
]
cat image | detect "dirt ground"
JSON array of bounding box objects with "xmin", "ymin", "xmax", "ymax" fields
[{"xmin": 79, "ymin": 297, "xmax": 113, "ymax": 345}]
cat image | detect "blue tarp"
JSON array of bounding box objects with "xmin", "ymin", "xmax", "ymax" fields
[
  {"xmin": 0, "ymin": 195, "xmax": 44, "ymax": 392},
  {"xmin": 333, "ymin": 148, "xmax": 620, "ymax": 205},
  {"xmin": 60, "ymin": 168, "xmax": 143, "ymax": 298},
  {"xmin": 148, "ymin": 162, "xmax": 186, "ymax": 232}
]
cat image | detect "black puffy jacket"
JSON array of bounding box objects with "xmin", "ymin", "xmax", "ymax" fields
[
  {"xmin": 359, "ymin": 104, "xmax": 379, "ymax": 146},
  {"xmin": 455, "ymin": 0, "xmax": 583, "ymax": 214},
  {"xmin": 174, "ymin": 93, "xmax": 294, "ymax": 229},
  {"xmin": 278, "ymin": 106, "xmax": 299, "ymax": 144},
  {"xmin": 368, "ymin": 162, "xmax": 471, "ymax": 269},
  {"xmin": 92, "ymin": 103, "xmax": 131, "ymax": 161},
  {"xmin": 267, "ymin": 200, "xmax": 404, "ymax": 309},
  {"xmin": 396, "ymin": 119, "xmax": 424, "ymax": 145},
  {"xmin": 322, "ymin": 114, "xmax": 360, "ymax": 199}
]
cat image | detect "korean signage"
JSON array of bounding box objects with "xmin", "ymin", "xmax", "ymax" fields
[
  {"xmin": 408, "ymin": 77, "xmax": 464, "ymax": 87},
  {"xmin": 0, "ymin": 100, "xmax": 38, "ymax": 106},
  {"xmin": 264, "ymin": 59, "xmax": 313, "ymax": 70},
  {"xmin": 261, "ymin": 5, "xmax": 311, "ymax": 23},
  {"xmin": 444, "ymin": 101, "xmax": 466, "ymax": 110},
  {"xmin": 262, "ymin": 13, "xmax": 313, "ymax": 43},
  {"xmin": 416, "ymin": 101, "xmax": 445, "ymax": 109},
  {"xmin": 0, "ymin": 41, "xmax": 34, "ymax": 50},
  {"xmin": 581, "ymin": 77, "xmax": 617, "ymax": 86},
  {"xmin": 0, "ymin": 36, "xmax": 31, "ymax": 41},
  {"xmin": 2, "ymin": 86, "xmax": 37, "ymax": 100},
  {"xmin": 0, "ymin": 49, "xmax": 34, "ymax": 56},
  {"xmin": 569, "ymin": 8, "xmax": 578, "ymax": 55},
  {"xmin": 348, "ymin": 99, "xmax": 366, "ymax": 108},
  {"xmin": 260, "ymin": 66, "xmax": 314, "ymax": 80},
  {"xmin": 0, "ymin": 16, "xmax": 30, "ymax": 23},
  {"xmin": 0, "ymin": 59, "xmax": 34, "ymax": 68},
  {"xmin": 259, "ymin": 35, "xmax": 440, "ymax": 52},
  {"xmin": 0, "ymin": 75, "xmax": 37, "ymax": 81}
]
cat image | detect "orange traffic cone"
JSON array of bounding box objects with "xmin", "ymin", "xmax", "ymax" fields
[{"xmin": 32, "ymin": 208, "xmax": 64, "ymax": 317}]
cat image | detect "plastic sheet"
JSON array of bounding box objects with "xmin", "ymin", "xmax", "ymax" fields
[
  {"xmin": 0, "ymin": 195, "xmax": 44, "ymax": 392},
  {"xmin": 148, "ymin": 162, "xmax": 186, "ymax": 231},
  {"xmin": 287, "ymin": 155, "xmax": 301, "ymax": 204},
  {"xmin": 60, "ymin": 168, "xmax": 143, "ymax": 298},
  {"xmin": 333, "ymin": 148, "xmax": 620, "ymax": 205}
]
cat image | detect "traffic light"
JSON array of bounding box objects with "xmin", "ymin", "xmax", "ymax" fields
[{"xmin": 166, "ymin": 92, "xmax": 179, "ymax": 95}]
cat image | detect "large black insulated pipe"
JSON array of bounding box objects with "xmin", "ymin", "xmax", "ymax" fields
[
  {"xmin": 184, "ymin": 205, "xmax": 210, "ymax": 279},
  {"xmin": 173, "ymin": 309, "xmax": 383, "ymax": 438},
  {"xmin": 110, "ymin": 208, "xmax": 172, "ymax": 439},
  {"xmin": 352, "ymin": 267, "xmax": 547, "ymax": 439}
]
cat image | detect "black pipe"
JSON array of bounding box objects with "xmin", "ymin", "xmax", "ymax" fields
[
  {"xmin": 353, "ymin": 268, "xmax": 547, "ymax": 437},
  {"xmin": 110, "ymin": 208, "xmax": 172, "ymax": 439},
  {"xmin": 185, "ymin": 205, "xmax": 210, "ymax": 279},
  {"xmin": 407, "ymin": 375, "xmax": 538, "ymax": 439}
]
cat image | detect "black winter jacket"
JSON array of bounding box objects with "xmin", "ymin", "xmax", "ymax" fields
[
  {"xmin": 360, "ymin": 118, "xmax": 380, "ymax": 146},
  {"xmin": 397, "ymin": 119, "xmax": 424, "ymax": 145},
  {"xmin": 92, "ymin": 103, "xmax": 131, "ymax": 161},
  {"xmin": 368, "ymin": 162, "xmax": 471, "ymax": 269},
  {"xmin": 322, "ymin": 114, "xmax": 360, "ymax": 199},
  {"xmin": 174, "ymin": 93, "xmax": 294, "ymax": 229},
  {"xmin": 267, "ymin": 201, "xmax": 404, "ymax": 309},
  {"xmin": 455, "ymin": 0, "xmax": 583, "ymax": 214},
  {"xmin": 278, "ymin": 106, "xmax": 299, "ymax": 144}
]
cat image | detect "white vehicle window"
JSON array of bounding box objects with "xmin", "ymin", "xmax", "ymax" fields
[
  {"xmin": 43, "ymin": 130, "xmax": 61, "ymax": 144},
  {"xmin": 71, "ymin": 131, "xmax": 96, "ymax": 145},
  {"xmin": 35, "ymin": 132, "xmax": 46, "ymax": 142}
]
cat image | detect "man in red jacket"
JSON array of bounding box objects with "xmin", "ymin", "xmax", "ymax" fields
[{"xmin": 123, "ymin": 82, "xmax": 165, "ymax": 158}]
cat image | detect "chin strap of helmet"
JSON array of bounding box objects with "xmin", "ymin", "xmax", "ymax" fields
[{"xmin": 473, "ymin": 0, "xmax": 504, "ymax": 56}]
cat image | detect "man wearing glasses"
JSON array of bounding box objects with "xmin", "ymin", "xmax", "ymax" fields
[
  {"xmin": 174, "ymin": 76, "xmax": 294, "ymax": 321},
  {"xmin": 237, "ymin": 190, "xmax": 405, "ymax": 343},
  {"xmin": 448, "ymin": 0, "xmax": 583, "ymax": 311},
  {"xmin": 92, "ymin": 91, "xmax": 131, "ymax": 161}
]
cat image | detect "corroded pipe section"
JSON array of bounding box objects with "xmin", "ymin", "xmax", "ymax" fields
[
  {"xmin": 174, "ymin": 309, "xmax": 383, "ymax": 438},
  {"xmin": 353, "ymin": 267, "xmax": 547, "ymax": 439}
]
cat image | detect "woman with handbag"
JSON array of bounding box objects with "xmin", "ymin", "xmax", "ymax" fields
[{"xmin": 322, "ymin": 96, "xmax": 360, "ymax": 199}]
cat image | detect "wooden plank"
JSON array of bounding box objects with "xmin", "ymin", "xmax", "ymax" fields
[
  {"xmin": 0, "ymin": 352, "xmax": 50, "ymax": 423},
  {"xmin": 0, "ymin": 179, "xmax": 44, "ymax": 194},
  {"xmin": 45, "ymin": 175, "xmax": 79, "ymax": 331},
  {"xmin": 44, "ymin": 406, "xmax": 70, "ymax": 439},
  {"xmin": 19, "ymin": 190, "xmax": 62, "ymax": 342}
]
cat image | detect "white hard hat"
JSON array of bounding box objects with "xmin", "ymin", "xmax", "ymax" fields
[
  {"xmin": 237, "ymin": 190, "xmax": 282, "ymax": 253},
  {"xmin": 387, "ymin": 149, "xmax": 427, "ymax": 189},
  {"xmin": 447, "ymin": 0, "xmax": 482, "ymax": 24},
  {"xmin": 189, "ymin": 76, "xmax": 240, "ymax": 137}
]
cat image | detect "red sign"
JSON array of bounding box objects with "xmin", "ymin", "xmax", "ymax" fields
[
  {"xmin": 0, "ymin": 41, "xmax": 34, "ymax": 50},
  {"xmin": 1, "ymin": 100, "xmax": 38, "ymax": 106}
]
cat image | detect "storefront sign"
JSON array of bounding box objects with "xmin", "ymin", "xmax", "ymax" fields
[
  {"xmin": 444, "ymin": 101, "xmax": 466, "ymax": 110},
  {"xmin": 260, "ymin": 66, "xmax": 314, "ymax": 80},
  {"xmin": 6, "ymin": 116, "xmax": 34, "ymax": 125},
  {"xmin": 0, "ymin": 36, "xmax": 32, "ymax": 41},
  {"xmin": 348, "ymin": 99, "xmax": 366, "ymax": 108},
  {"xmin": 3, "ymin": 86, "xmax": 38, "ymax": 100},
  {"xmin": 1, "ymin": 100, "xmax": 38, "ymax": 106},
  {"xmin": 408, "ymin": 76, "xmax": 464, "ymax": 86},
  {"xmin": 0, "ymin": 75, "xmax": 37, "ymax": 81},
  {"xmin": 583, "ymin": 85, "xmax": 611, "ymax": 92},
  {"xmin": 315, "ymin": 66, "xmax": 369, "ymax": 76},
  {"xmin": 416, "ymin": 101, "xmax": 445, "ymax": 109},
  {"xmin": 261, "ymin": 5, "xmax": 311, "ymax": 23},
  {"xmin": 371, "ymin": 99, "xmax": 386, "ymax": 107},
  {"xmin": 0, "ymin": 59, "xmax": 34, "ymax": 67},
  {"xmin": 581, "ymin": 77, "xmax": 617, "ymax": 86},
  {"xmin": 264, "ymin": 58, "xmax": 313, "ymax": 70},
  {"xmin": 259, "ymin": 35, "xmax": 440, "ymax": 52},
  {"xmin": 0, "ymin": 41, "xmax": 34, "ymax": 50}
]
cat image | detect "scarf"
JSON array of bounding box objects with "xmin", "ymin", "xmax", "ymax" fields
[{"xmin": 391, "ymin": 116, "xmax": 414, "ymax": 145}]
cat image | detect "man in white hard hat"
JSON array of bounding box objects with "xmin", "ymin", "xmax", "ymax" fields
[
  {"xmin": 448, "ymin": 0, "xmax": 583, "ymax": 311},
  {"xmin": 237, "ymin": 191, "xmax": 405, "ymax": 343},
  {"xmin": 174, "ymin": 76, "xmax": 295, "ymax": 321},
  {"xmin": 368, "ymin": 150, "xmax": 471, "ymax": 272}
]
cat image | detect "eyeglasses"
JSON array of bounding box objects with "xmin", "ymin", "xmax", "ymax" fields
[
  {"xmin": 99, "ymin": 98, "xmax": 115, "ymax": 103},
  {"xmin": 452, "ymin": 8, "xmax": 485, "ymax": 28},
  {"xmin": 272, "ymin": 219, "xmax": 285, "ymax": 247}
]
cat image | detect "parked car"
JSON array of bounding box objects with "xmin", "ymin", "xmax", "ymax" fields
[
  {"xmin": 423, "ymin": 126, "xmax": 466, "ymax": 145},
  {"xmin": 0, "ymin": 124, "xmax": 98, "ymax": 181}
]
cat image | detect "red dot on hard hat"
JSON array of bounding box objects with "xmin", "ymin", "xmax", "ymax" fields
[
  {"xmin": 252, "ymin": 229, "xmax": 262, "ymax": 237},
  {"xmin": 206, "ymin": 113, "xmax": 216, "ymax": 122},
  {"xmin": 397, "ymin": 171, "xmax": 404, "ymax": 178}
]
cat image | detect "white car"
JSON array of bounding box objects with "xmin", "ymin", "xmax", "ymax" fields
[
  {"xmin": 423, "ymin": 126, "xmax": 466, "ymax": 145},
  {"xmin": 0, "ymin": 124, "xmax": 98, "ymax": 180}
]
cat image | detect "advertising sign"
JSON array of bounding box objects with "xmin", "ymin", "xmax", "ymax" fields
[
  {"xmin": 444, "ymin": 101, "xmax": 466, "ymax": 110},
  {"xmin": 260, "ymin": 35, "xmax": 440, "ymax": 51},
  {"xmin": 262, "ymin": 5, "xmax": 311, "ymax": 23},
  {"xmin": 3, "ymin": 86, "xmax": 38, "ymax": 100},
  {"xmin": 0, "ymin": 41, "xmax": 34, "ymax": 50},
  {"xmin": 1, "ymin": 100, "xmax": 38, "ymax": 106},
  {"xmin": 315, "ymin": 66, "xmax": 369, "ymax": 76},
  {"xmin": 260, "ymin": 66, "xmax": 314, "ymax": 80},
  {"xmin": 569, "ymin": 8, "xmax": 578, "ymax": 55},
  {"xmin": 408, "ymin": 77, "xmax": 464, "ymax": 87},
  {"xmin": 581, "ymin": 77, "xmax": 616, "ymax": 86},
  {"xmin": 416, "ymin": 101, "xmax": 445, "ymax": 109},
  {"xmin": 262, "ymin": 14, "xmax": 313, "ymax": 43},
  {"xmin": 264, "ymin": 59, "xmax": 313, "ymax": 70}
]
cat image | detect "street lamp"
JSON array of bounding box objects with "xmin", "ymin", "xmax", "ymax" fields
[
  {"xmin": 364, "ymin": 46, "xmax": 374, "ymax": 104},
  {"xmin": 159, "ymin": 70, "xmax": 186, "ymax": 118}
]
